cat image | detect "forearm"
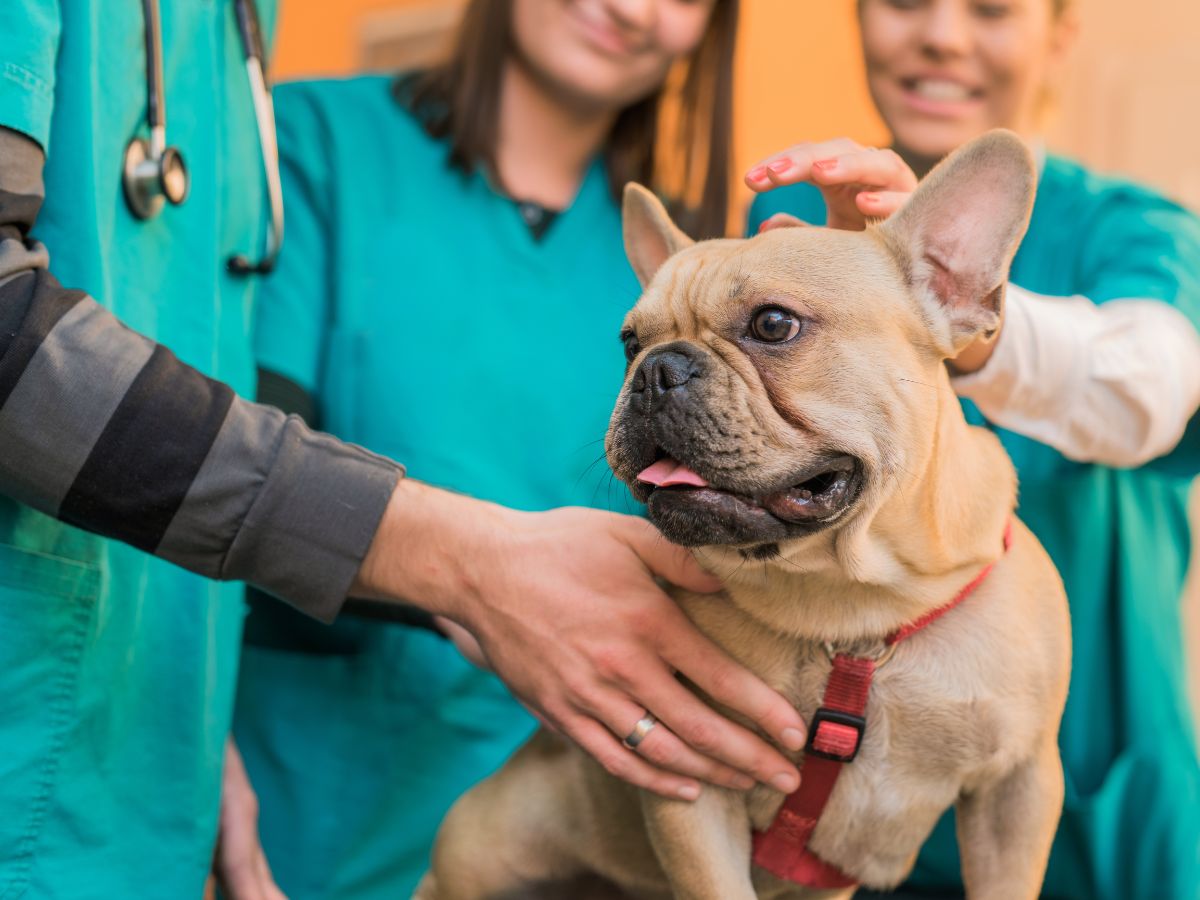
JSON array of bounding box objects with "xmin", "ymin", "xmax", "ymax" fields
[
  {"xmin": 0, "ymin": 127, "xmax": 402, "ymax": 621},
  {"xmin": 951, "ymin": 283, "xmax": 1200, "ymax": 467}
]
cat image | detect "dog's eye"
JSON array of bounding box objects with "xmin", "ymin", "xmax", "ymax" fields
[
  {"xmin": 622, "ymin": 331, "xmax": 642, "ymax": 362},
  {"xmin": 749, "ymin": 307, "xmax": 802, "ymax": 343}
]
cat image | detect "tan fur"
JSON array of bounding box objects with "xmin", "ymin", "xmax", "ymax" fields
[{"xmin": 416, "ymin": 131, "xmax": 1070, "ymax": 900}]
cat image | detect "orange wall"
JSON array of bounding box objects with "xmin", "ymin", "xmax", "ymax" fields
[
  {"xmin": 273, "ymin": 0, "xmax": 432, "ymax": 79},
  {"xmin": 733, "ymin": 2, "xmax": 888, "ymax": 206},
  {"xmin": 271, "ymin": 1, "xmax": 889, "ymax": 222}
]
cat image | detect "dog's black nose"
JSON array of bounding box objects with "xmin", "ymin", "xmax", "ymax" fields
[{"xmin": 631, "ymin": 348, "xmax": 698, "ymax": 406}]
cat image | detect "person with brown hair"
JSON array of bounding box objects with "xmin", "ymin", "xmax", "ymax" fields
[
  {"xmin": 226, "ymin": 1, "xmax": 798, "ymax": 897},
  {"xmin": 747, "ymin": 0, "xmax": 1200, "ymax": 897}
]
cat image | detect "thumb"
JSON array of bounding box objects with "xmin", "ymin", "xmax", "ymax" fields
[
  {"xmin": 619, "ymin": 518, "xmax": 722, "ymax": 593},
  {"xmin": 757, "ymin": 212, "xmax": 808, "ymax": 234}
]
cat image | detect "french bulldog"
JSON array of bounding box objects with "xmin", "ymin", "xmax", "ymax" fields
[{"xmin": 415, "ymin": 130, "xmax": 1070, "ymax": 900}]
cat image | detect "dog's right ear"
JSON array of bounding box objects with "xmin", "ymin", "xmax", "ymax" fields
[{"xmin": 623, "ymin": 183, "xmax": 694, "ymax": 288}]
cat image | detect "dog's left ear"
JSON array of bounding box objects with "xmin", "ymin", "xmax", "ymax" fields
[
  {"xmin": 878, "ymin": 130, "xmax": 1036, "ymax": 355},
  {"xmin": 623, "ymin": 183, "xmax": 695, "ymax": 288}
]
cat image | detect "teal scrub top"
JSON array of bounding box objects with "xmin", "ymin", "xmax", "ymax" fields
[
  {"xmin": 231, "ymin": 75, "xmax": 642, "ymax": 899},
  {"xmin": 0, "ymin": 1, "xmax": 276, "ymax": 895},
  {"xmin": 749, "ymin": 157, "xmax": 1200, "ymax": 900}
]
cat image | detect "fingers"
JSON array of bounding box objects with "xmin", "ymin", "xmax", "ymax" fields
[
  {"xmin": 756, "ymin": 212, "xmax": 808, "ymax": 234},
  {"xmin": 563, "ymin": 715, "xmax": 704, "ymax": 801},
  {"xmin": 216, "ymin": 844, "xmax": 278, "ymax": 900},
  {"xmin": 588, "ymin": 695, "xmax": 757, "ymax": 792},
  {"xmin": 658, "ymin": 617, "xmax": 808, "ymax": 762},
  {"xmin": 744, "ymin": 138, "xmax": 862, "ymax": 192},
  {"xmin": 745, "ymin": 141, "xmax": 917, "ymax": 228},
  {"xmin": 256, "ymin": 851, "xmax": 289, "ymax": 900},
  {"xmin": 605, "ymin": 516, "xmax": 803, "ymax": 790},
  {"xmin": 617, "ymin": 517, "xmax": 722, "ymax": 593},
  {"xmin": 216, "ymin": 858, "xmax": 264, "ymax": 900},
  {"xmin": 808, "ymin": 147, "xmax": 918, "ymax": 194},
  {"xmin": 856, "ymin": 189, "xmax": 910, "ymax": 219},
  {"xmin": 635, "ymin": 659, "xmax": 801, "ymax": 794},
  {"xmin": 215, "ymin": 742, "xmax": 289, "ymax": 900}
]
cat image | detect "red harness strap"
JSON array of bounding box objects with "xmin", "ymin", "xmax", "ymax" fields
[{"xmin": 752, "ymin": 521, "xmax": 1014, "ymax": 889}]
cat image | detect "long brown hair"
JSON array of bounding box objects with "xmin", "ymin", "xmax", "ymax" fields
[{"xmin": 401, "ymin": 0, "xmax": 738, "ymax": 239}]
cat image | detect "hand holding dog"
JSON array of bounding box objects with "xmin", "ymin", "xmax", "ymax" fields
[{"xmin": 353, "ymin": 479, "xmax": 806, "ymax": 801}]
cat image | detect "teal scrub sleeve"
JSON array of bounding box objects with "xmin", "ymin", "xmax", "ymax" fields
[
  {"xmin": 0, "ymin": 0, "xmax": 60, "ymax": 150},
  {"xmin": 1074, "ymin": 190, "xmax": 1200, "ymax": 476},
  {"xmin": 1075, "ymin": 189, "xmax": 1200, "ymax": 314},
  {"xmin": 0, "ymin": 127, "xmax": 402, "ymax": 622},
  {"xmin": 254, "ymin": 83, "xmax": 336, "ymax": 397}
]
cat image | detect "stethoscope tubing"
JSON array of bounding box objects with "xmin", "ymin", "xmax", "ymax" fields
[
  {"xmin": 126, "ymin": 0, "xmax": 283, "ymax": 276},
  {"xmin": 232, "ymin": 54, "xmax": 285, "ymax": 275},
  {"xmin": 141, "ymin": 0, "xmax": 165, "ymax": 148}
]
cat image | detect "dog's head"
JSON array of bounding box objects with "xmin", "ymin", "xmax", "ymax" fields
[{"xmin": 606, "ymin": 130, "xmax": 1034, "ymax": 560}]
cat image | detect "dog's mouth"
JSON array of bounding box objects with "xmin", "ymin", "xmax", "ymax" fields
[{"xmin": 631, "ymin": 451, "xmax": 864, "ymax": 547}]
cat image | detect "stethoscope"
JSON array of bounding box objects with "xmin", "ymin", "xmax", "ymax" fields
[{"xmin": 122, "ymin": 0, "xmax": 284, "ymax": 275}]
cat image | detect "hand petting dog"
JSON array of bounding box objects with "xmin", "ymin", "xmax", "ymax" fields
[{"xmin": 745, "ymin": 138, "xmax": 919, "ymax": 230}]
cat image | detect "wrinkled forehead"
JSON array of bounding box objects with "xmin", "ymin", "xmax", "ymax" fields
[{"xmin": 628, "ymin": 228, "xmax": 908, "ymax": 336}]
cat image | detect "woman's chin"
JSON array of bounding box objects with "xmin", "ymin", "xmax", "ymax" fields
[{"xmin": 888, "ymin": 120, "xmax": 994, "ymax": 168}]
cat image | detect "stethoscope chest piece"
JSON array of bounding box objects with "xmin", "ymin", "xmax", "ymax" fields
[
  {"xmin": 123, "ymin": 135, "xmax": 190, "ymax": 220},
  {"xmin": 124, "ymin": 0, "xmax": 280, "ymax": 271}
]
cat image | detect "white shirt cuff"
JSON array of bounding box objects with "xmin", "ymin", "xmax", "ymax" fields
[{"xmin": 950, "ymin": 284, "xmax": 1200, "ymax": 467}]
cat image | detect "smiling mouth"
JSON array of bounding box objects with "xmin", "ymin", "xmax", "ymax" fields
[
  {"xmin": 633, "ymin": 452, "xmax": 863, "ymax": 545},
  {"xmin": 567, "ymin": 3, "xmax": 641, "ymax": 57},
  {"xmin": 899, "ymin": 77, "xmax": 985, "ymax": 104}
]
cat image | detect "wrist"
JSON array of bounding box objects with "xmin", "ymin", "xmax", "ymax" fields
[{"xmin": 351, "ymin": 479, "xmax": 504, "ymax": 621}]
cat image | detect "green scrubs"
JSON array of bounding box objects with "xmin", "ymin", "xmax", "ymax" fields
[
  {"xmin": 0, "ymin": 1, "xmax": 276, "ymax": 894},
  {"xmin": 749, "ymin": 157, "xmax": 1200, "ymax": 900},
  {"xmin": 232, "ymin": 76, "xmax": 640, "ymax": 899}
]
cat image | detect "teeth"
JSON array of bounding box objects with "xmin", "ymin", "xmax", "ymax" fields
[{"xmin": 913, "ymin": 79, "xmax": 973, "ymax": 102}]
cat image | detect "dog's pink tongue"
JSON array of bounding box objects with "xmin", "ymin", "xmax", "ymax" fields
[{"xmin": 637, "ymin": 458, "xmax": 709, "ymax": 488}]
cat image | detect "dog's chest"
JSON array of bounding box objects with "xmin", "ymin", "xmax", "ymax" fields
[
  {"xmin": 680, "ymin": 591, "xmax": 1035, "ymax": 886},
  {"xmin": 745, "ymin": 636, "xmax": 1031, "ymax": 886}
]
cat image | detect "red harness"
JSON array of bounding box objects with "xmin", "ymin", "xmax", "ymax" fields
[{"xmin": 752, "ymin": 521, "xmax": 1014, "ymax": 889}]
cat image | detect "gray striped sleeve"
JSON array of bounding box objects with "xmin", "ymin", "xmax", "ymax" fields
[
  {"xmin": 0, "ymin": 124, "xmax": 405, "ymax": 621},
  {"xmin": 0, "ymin": 298, "xmax": 155, "ymax": 510},
  {"xmin": 158, "ymin": 397, "xmax": 403, "ymax": 622}
]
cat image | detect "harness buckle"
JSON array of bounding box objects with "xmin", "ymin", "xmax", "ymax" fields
[
  {"xmin": 806, "ymin": 707, "xmax": 867, "ymax": 762},
  {"xmin": 822, "ymin": 640, "xmax": 898, "ymax": 669}
]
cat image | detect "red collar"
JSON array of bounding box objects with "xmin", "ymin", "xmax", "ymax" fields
[{"xmin": 752, "ymin": 520, "xmax": 1014, "ymax": 889}]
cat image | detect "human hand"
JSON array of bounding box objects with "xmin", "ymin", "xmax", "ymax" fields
[
  {"xmin": 211, "ymin": 741, "xmax": 287, "ymax": 900},
  {"xmin": 355, "ymin": 481, "xmax": 807, "ymax": 802},
  {"xmin": 947, "ymin": 325, "xmax": 1002, "ymax": 375},
  {"xmin": 745, "ymin": 138, "xmax": 918, "ymax": 231}
]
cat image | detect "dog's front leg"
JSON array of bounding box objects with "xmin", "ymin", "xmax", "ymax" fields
[
  {"xmin": 641, "ymin": 787, "xmax": 758, "ymax": 900},
  {"xmin": 955, "ymin": 737, "xmax": 1064, "ymax": 900}
]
